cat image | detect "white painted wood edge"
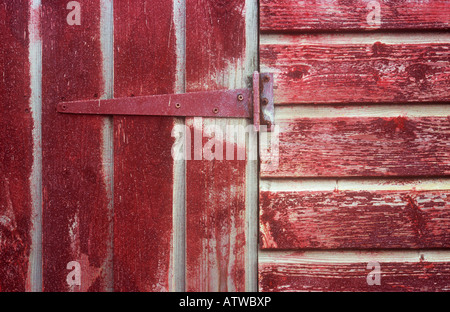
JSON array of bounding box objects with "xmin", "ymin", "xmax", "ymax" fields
[
  {"xmin": 28, "ymin": 0, "xmax": 43, "ymax": 293},
  {"xmin": 172, "ymin": 0, "xmax": 186, "ymax": 292},
  {"xmin": 261, "ymin": 32, "xmax": 450, "ymax": 45},
  {"xmin": 259, "ymin": 250, "xmax": 450, "ymax": 264},
  {"xmin": 273, "ymin": 105, "xmax": 450, "ymax": 120},
  {"xmin": 260, "ymin": 178, "xmax": 450, "ymax": 192}
]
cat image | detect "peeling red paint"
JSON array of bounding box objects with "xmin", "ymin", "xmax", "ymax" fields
[
  {"xmin": 185, "ymin": 0, "xmax": 248, "ymax": 292},
  {"xmin": 261, "ymin": 42, "xmax": 450, "ymax": 104},
  {"xmin": 260, "ymin": 258, "xmax": 450, "ymax": 292},
  {"xmin": 260, "ymin": 190, "xmax": 450, "ymax": 249},
  {"xmin": 262, "ymin": 117, "xmax": 450, "ymax": 177},
  {"xmin": 0, "ymin": 0, "xmax": 33, "ymax": 292},
  {"xmin": 113, "ymin": 0, "xmax": 176, "ymax": 292},
  {"xmin": 260, "ymin": 0, "xmax": 450, "ymax": 32},
  {"xmin": 42, "ymin": 0, "xmax": 110, "ymax": 292}
]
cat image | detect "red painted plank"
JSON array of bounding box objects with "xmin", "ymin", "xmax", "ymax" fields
[
  {"xmin": 261, "ymin": 0, "xmax": 450, "ymax": 32},
  {"xmin": 261, "ymin": 40, "xmax": 450, "ymax": 104},
  {"xmin": 113, "ymin": 0, "xmax": 176, "ymax": 292},
  {"xmin": 259, "ymin": 252, "xmax": 450, "ymax": 292},
  {"xmin": 42, "ymin": 0, "xmax": 111, "ymax": 291},
  {"xmin": 261, "ymin": 117, "xmax": 450, "ymax": 177},
  {"xmin": 185, "ymin": 0, "xmax": 248, "ymax": 292},
  {"xmin": 260, "ymin": 190, "xmax": 450, "ymax": 249},
  {"xmin": 0, "ymin": 0, "xmax": 33, "ymax": 292}
]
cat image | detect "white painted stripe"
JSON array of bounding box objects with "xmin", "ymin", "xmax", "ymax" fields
[
  {"xmin": 260, "ymin": 178, "xmax": 450, "ymax": 192},
  {"xmin": 245, "ymin": 0, "xmax": 259, "ymax": 293},
  {"xmin": 275, "ymin": 105, "xmax": 450, "ymax": 119},
  {"xmin": 172, "ymin": 0, "xmax": 186, "ymax": 293},
  {"xmin": 100, "ymin": 0, "xmax": 114, "ymax": 292},
  {"xmin": 261, "ymin": 32, "xmax": 450, "ymax": 45},
  {"xmin": 259, "ymin": 250, "xmax": 450, "ymax": 264},
  {"xmin": 28, "ymin": 0, "xmax": 42, "ymax": 293}
]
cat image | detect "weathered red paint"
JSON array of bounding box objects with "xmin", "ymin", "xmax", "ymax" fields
[
  {"xmin": 261, "ymin": 117, "xmax": 450, "ymax": 177},
  {"xmin": 42, "ymin": 0, "xmax": 111, "ymax": 291},
  {"xmin": 259, "ymin": 254, "xmax": 450, "ymax": 292},
  {"xmin": 261, "ymin": 41, "xmax": 450, "ymax": 104},
  {"xmin": 0, "ymin": 0, "xmax": 33, "ymax": 291},
  {"xmin": 260, "ymin": 190, "xmax": 450, "ymax": 249},
  {"xmin": 185, "ymin": 0, "xmax": 248, "ymax": 292},
  {"xmin": 113, "ymin": 0, "xmax": 176, "ymax": 292},
  {"xmin": 260, "ymin": 0, "xmax": 450, "ymax": 32}
]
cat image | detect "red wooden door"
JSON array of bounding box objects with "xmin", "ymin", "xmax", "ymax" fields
[
  {"xmin": 2, "ymin": 0, "xmax": 450, "ymax": 293},
  {"xmin": 1, "ymin": 0, "xmax": 258, "ymax": 292},
  {"xmin": 258, "ymin": 0, "xmax": 450, "ymax": 292}
]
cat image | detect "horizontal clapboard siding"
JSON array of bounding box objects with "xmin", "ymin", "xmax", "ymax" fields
[
  {"xmin": 259, "ymin": 251, "xmax": 450, "ymax": 292},
  {"xmin": 260, "ymin": 36, "xmax": 450, "ymax": 104},
  {"xmin": 260, "ymin": 190, "xmax": 450, "ymax": 249},
  {"xmin": 259, "ymin": 0, "xmax": 450, "ymax": 292},
  {"xmin": 261, "ymin": 116, "xmax": 450, "ymax": 177},
  {"xmin": 260, "ymin": 0, "xmax": 450, "ymax": 32}
]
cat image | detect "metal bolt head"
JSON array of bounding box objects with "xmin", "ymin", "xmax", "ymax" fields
[
  {"xmin": 175, "ymin": 103, "xmax": 181, "ymax": 109},
  {"xmin": 262, "ymin": 98, "xmax": 269, "ymax": 105},
  {"xmin": 263, "ymin": 76, "xmax": 270, "ymax": 83},
  {"xmin": 237, "ymin": 94, "xmax": 244, "ymax": 101},
  {"xmin": 213, "ymin": 108, "xmax": 219, "ymax": 114}
]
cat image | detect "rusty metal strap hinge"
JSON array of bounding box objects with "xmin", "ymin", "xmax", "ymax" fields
[{"xmin": 57, "ymin": 72, "xmax": 274, "ymax": 131}]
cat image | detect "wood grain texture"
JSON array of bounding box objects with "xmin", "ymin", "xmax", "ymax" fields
[
  {"xmin": 185, "ymin": 0, "xmax": 249, "ymax": 292},
  {"xmin": 260, "ymin": 0, "xmax": 450, "ymax": 32},
  {"xmin": 0, "ymin": 0, "xmax": 33, "ymax": 292},
  {"xmin": 261, "ymin": 116, "xmax": 450, "ymax": 177},
  {"xmin": 261, "ymin": 40, "xmax": 450, "ymax": 104},
  {"xmin": 42, "ymin": 0, "xmax": 111, "ymax": 292},
  {"xmin": 113, "ymin": 0, "xmax": 176, "ymax": 292},
  {"xmin": 259, "ymin": 252, "xmax": 450, "ymax": 292},
  {"xmin": 260, "ymin": 190, "xmax": 450, "ymax": 249}
]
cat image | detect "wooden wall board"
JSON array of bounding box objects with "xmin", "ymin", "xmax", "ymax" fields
[
  {"xmin": 113, "ymin": 0, "xmax": 177, "ymax": 292},
  {"xmin": 261, "ymin": 36, "xmax": 450, "ymax": 104},
  {"xmin": 260, "ymin": 0, "xmax": 450, "ymax": 32},
  {"xmin": 185, "ymin": 0, "xmax": 257, "ymax": 292},
  {"xmin": 260, "ymin": 190, "xmax": 450, "ymax": 249},
  {"xmin": 0, "ymin": 0, "xmax": 33, "ymax": 292},
  {"xmin": 261, "ymin": 116, "xmax": 450, "ymax": 177},
  {"xmin": 259, "ymin": 251, "xmax": 450, "ymax": 292},
  {"xmin": 41, "ymin": 0, "xmax": 111, "ymax": 292}
]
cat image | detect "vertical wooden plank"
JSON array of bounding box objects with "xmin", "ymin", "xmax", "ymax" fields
[
  {"xmin": 42, "ymin": 0, "xmax": 111, "ymax": 291},
  {"xmin": 0, "ymin": 0, "xmax": 33, "ymax": 292},
  {"xmin": 259, "ymin": 251, "xmax": 450, "ymax": 292},
  {"xmin": 185, "ymin": 0, "xmax": 257, "ymax": 292},
  {"xmin": 113, "ymin": 0, "xmax": 177, "ymax": 292}
]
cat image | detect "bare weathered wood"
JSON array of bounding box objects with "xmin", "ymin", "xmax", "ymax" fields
[
  {"xmin": 113, "ymin": 0, "xmax": 176, "ymax": 292},
  {"xmin": 261, "ymin": 0, "xmax": 450, "ymax": 32},
  {"xmin": 261, "ymin": 116, "xmax": 450, "ymax": 177},
  {"xmin": 0, "ymin": 0, "xmax": 33, "ymax": 292},
  {"xmin": 42, "ymin": 0, "xmax": 111, "ymax": 291},
  {"xmin": 261, "ymin": 38, "xmax": 450, "ymax": 104},
  {"xmin": 260, "ymin": 190, "xmax": 450, "ymax": 249},
  {"xmin": 259, "ymin": 251, "xmax": 450, "ymax": 292}
]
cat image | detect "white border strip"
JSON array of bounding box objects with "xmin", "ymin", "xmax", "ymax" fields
[
  {"xmin": 260, "ymin": 178, "xmax": 450, "ymax": 192},
  {"xmin": 261, "ymin": 32, "xmax": 450, "ymax": 45},
  {"xmin": 245, "ymin": 0, "xmax": 259, "ymax": 293},
  {"xmin": 259, "ymin": 250, "xmax": 450, "ymax": 264},
  {"xmin": 172, "ymin": 0, "xmax": 186, "ymax": 292},
  {"xmin": 275, "ymin": 105, "xmax": 450, "ymax": 120},
  {"xmin": 28, "ymin": 0, "xmax": 42, "ymax": 293},
  {"xmin": 100, "ymin": 0, "xmax": 114, "ymax": 292}
]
